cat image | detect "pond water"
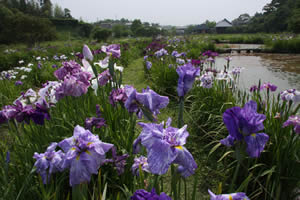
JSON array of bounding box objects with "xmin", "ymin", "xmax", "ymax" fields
[
  {"xmin": 214, "ymin": 54, "xmax": 300, "ymax": 92},
  {"xmin": 216, "ymin": 43, "xmax": 264, "ymax": 49}
]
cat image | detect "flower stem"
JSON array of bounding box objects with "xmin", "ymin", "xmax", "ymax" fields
[{"xmin": 178, "ymin": 96, "xmax": 184, "ymax": 128}]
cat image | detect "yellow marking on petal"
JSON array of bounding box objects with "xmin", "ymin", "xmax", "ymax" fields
[
  {"xmin": 87, "ymin": 142, "xmax": 93, "ymax": 146},
  {"xmin": 251, "ymin": 133, "xmax": 256, "ymax": 138},
  {"xmin": 71, "ymin": 147, "xmax": 76, "ymax": 151},
  {"xmin": 175, "ymin": 146, "xmax": 183, "ymax": 150},
  {"xmin": 85, "ymin": 150, "xmax": 91, "ymax": 155},
  {"xmin": 229, "ymin": 195, "xmax": 233, "ymax": 200},
  {"xmin": 76, "ymin": 155, "xmax": 80, "ymax": 160}
]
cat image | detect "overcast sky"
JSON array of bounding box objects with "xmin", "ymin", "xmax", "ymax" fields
[{"xmin": 51, "ymin": 0, "xmax": 271, "ymax": 26}]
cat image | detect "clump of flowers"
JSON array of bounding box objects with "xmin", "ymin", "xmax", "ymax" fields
[
  {"xmin": 133, "ymin": 118, "xmax": 197, "ymax": 177},
  {"xmin": 85, "ymin": 104, "xmax": 106, "ymax": 130},
  {"xmin": 154, "ymin": 48, "xmax": 168, "ymax": 58},
  {"xmin": 280, "ymin": 89, "xmax": 300, "ymax": 103},
  {"xmin": 176, "ymin": 63, "xmax": 200, "ymax": 97},
  {"xmin": 146, "ymin": 61, "xmax": 152, "ymax": 70},
  {"xmin": 58, "ymin": 125, "xmax": 114, "ymax": 186},
  {"xmin": 283, "ymin": 115, "xmax": 300, "ymax": 134},
  {"xmin": 33, "ymin": 142, "xmax": 65, "ymax": 184},
  {"xmin": 104, "ymin": 147, "xmax": 129, "ymax": 175},
  {"xmin": 131, "ymin": 188, "xmax": 172, "ymax": 200},
  {"xmin": 221, "ymin": 100, "xmax": 269, "ymax": 158}
]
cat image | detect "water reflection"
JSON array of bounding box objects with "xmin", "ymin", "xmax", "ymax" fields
[{"xmin": 214, "ymin": 54, "xmax": 300, "ymax": 91}]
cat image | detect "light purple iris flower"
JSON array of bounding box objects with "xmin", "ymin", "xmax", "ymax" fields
[
  {"xmin": 133, "ymin": 118, "xmax": 197, "ymax": 177},
  {"xmin": 58, "ymin": 125, "xmax": 113, "ymax": 186},
  {"xmin": 154, "ymin": 48, "xmax": 168, "ymax": 57},
  {"xmin": 131, "ymin": 188, "xmax": 172, "ymax": 200},
  {"xmin": 124, "ymin": 86, "xmax": 169, "ymax": 119},
  {"xmin": 176, "ymin": 58, "xmax": 185, "ymax": 65},
  {"xmin": 54, "ymin": 60, "xmax": 82, "ymax": 81},
  {"xmin": 33, "ymin": 142, "xmax": 65, "ymax": 184},
  {"xmin": 283, "ymin": 115, "xmax": 300, "ymax": 134},
  {"xmin": 131, "ymin": 156, "xmax": 150, "ymax": 176},
  {"xmin": 280, "ymin": 89, "xmax": 300, "ymax": 102},
  {"xmin": 55, "ymin": 74, "xmax": 91, "ymax": 101},
  {"xmin": 98, "ymin": 69, "xmax": 112, "ymax": 86},
  {"xmin": 82, "ymin": 44, "xmax": 94, "ymax": 61},
  {"xmin": 221, "ymin": 100, "xmax": 269, "ymax": 158},
  {"xmin": 208, "ymin": 189, "xmax": 250, "ymax": 200},
  {"xmin": 176, "ymin": 63, "xmax": 200, "ymax": 97},
  {"xmin": 260, "ymin": 82, "xmax": 277, "ymax": 92},
  {"xmin": 199, "ymin": 73, "xmax": 213, "ymax": 88},
  {"xmin": 146, "ymin": 61, "xmax": 152, "ymax": 70},
  {"xmin": 101, "ymin": 44, "xmax": 121, "ymax": 58},
  {"xmin": 31, "ymin": 97, "xmax": 51, "ymax": 125}
]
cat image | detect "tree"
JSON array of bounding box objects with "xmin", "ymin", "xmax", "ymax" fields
[
  {"xmin": 131, "ymin": 19, "xmax": 142, "ymax": 36},
  {"xmin": 64, "ymin": 8, "xmax": 71, "ymax": 18},
  {"xmin": 92, "ymin": 27, "xmax": 111, "ymax": 42},
  {"xmin": 41, "ymin": 0, "xmax": 52, "ymax": 17},
  {"xmin": 53, "ymin": 4, "xmax": 64, "ymax": 18}
]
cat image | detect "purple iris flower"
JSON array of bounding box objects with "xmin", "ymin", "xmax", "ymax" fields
[
  {"xmin": 131, "ymin": 156, "xmax": 150, "ymax": 176},
  {"xmin": 31, "ymin": 98, "xmax": 51, "ymax": 125},
  {"xmin": 221, "ymin": 100, "xmax": 269, "ymax": 158},
  {"xmin": 55, "ymin": 74, "xmax": 91, "ymax": 101},
  {"xmin": 85, "ymin": 105, "xmax": 106, "ymax": 130},
  {"xmin": 131, "ymin": 188, "xmax": 172, "ymax": 200},
  {"xmin": 208, "ymin": 189, "xmax": 250, "ymax": 200},
  {"xmin": 13, "ymin": 100, "xmax": 35, "ymax": 124},
  {"xmin": 54, "ymin": 60, "xmax": 82, "ymax": 80},
  {"xmin": 82, "ymin": 44, "xmax": 94, "ymax": 61},
  {"xmin": 176, "ymin": 63, "xmax": 200, "ymax": 97},
  {"xmin": 105, "ymin": 147, "xmax": 129, "ymax": 175},
  {"xmin": 98, "ymin": 69, "xmax": 112, "ymax": 86},
  {"xmin": 283, "ymin": 115, "xmax": 300, "ymax": 134},
  {"xmin": 109, "ymin": 88, "xmax": 128, "ymax": 106},
  {"xmin": 250, "ymin": 85, "xmax": 258, "ymax": 92},
  {"xmin": 191, "ymin": 59, "xmax": 201, "ymax": 66},
  {"xmin": 124, "ymin": 86, "xmax": 169, "ymax": 119},
  {"xmin": 58, "ymin": 125, "xmax": 114, "ymax": 186},
  {"xmin": 134, "ymin": 118, "xmax": 197, "ymax": 177},
  {"xmin": 144, "ymin": 55, "xmax": 148, "ymax": 60},
  {"xmin": 6, "ymin": 151, "xmax": 10, "ymax": 164},
  {"xmin": 260, "ymin": 82, "xmax": 277, "ymax": 92},
  {"xmin": 101, "ymin": 44, "xmax": 121, "ymax": 58},
  {"xmin": 33, "ymin": 142, "xmax": 65, "ymax": 184},
  {"xmin": 0, "ymin": 104, "xmax": 19, "ymax": 124},
  {"xmin": 280, "ymin": 89, "xmax": 300, "ymax": 102},
  {"xmin": 171, "ymin": 50, "xmax": 179, "ymax": 57},
  {"xmin": 146, "ymin": 61, "xmax": 152, "ymax": 70},
  {"xmin": 232, "ymin": 67, "xmax": 242, "ymax": 75},
  {"xmin": 15, "ymin": 80, "xmax": 23, "ymax": 86}
]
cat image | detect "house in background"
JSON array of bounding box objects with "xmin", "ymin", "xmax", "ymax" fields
[
  {"xmin": 216, "ymin": 19, "xmax": 232, "ymax": 33},
  {"xmin": 175, "ymin": 26, "xmax": 187, "ymax": 35}
]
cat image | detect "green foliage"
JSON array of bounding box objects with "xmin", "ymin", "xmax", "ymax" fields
[
  {"xmin": 112, "ymin": 24, "xmax": 130, "ymax": 38},
  {"xmin": 92, "ymin": 27, "xmax": 112, "ymax": 42},
  {"xmin": 0, "ymin": 5, "xmax": 57, "ymax": 45}
]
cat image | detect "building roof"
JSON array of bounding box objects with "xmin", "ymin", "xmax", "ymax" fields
[{"xmin": 216, "ymin": 19, "xmax": 232, "ymax": 28}]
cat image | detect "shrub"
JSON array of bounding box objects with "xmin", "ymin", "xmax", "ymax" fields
[{"xmin": 92, "ymin": 27, "xmax": 112, "ymax": 42}]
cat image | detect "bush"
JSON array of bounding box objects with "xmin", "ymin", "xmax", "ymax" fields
[
  {"xmin": 92, "ymin": 27, "xmax": 112, "ymax": 42},
  {"xmin": 0, "ymin": 6, "xmax": 57, "ymax": 45}
]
